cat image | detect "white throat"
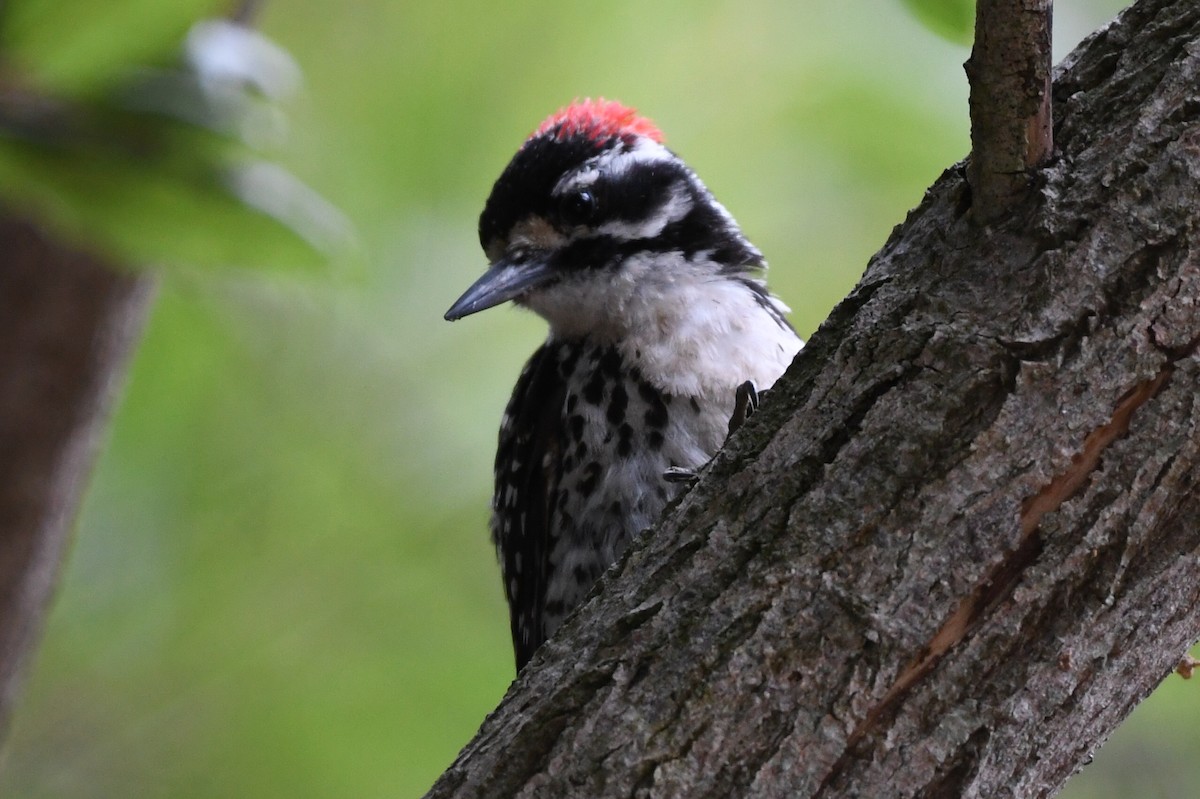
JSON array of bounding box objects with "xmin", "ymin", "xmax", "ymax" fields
[{"xmin": 526, "ymin": 254, "xmax": 802, "ymax": 399}]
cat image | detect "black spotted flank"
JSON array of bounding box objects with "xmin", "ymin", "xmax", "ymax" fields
[
  {"xmin": 647, "ymin": 430, "xmax": 664, "ymax": 450},
  {"xmin": 638, "ymin": 380, "xmax": 670, "ymax": 429},
  {"xmin": 582, "ymin": 368, "xmax": 605, "ymax": 405},
  {"xmin": 636, "ymin": 380, "xmax": 657, "ymax": 404},
  {"xmin": 617, "ymin": 423, "xmax": 634, "ymax": 457},
  {"xmin": 597, "ymin": 347, "xmax": 623, "ymax": 377},
  {"xmin": 559, "ymin": 345, "xmax": 581, "ymax": 378},
  {"xmin": 607, "ymin": 383, "xmax": 628, "ymax": 425},
  {"xmin": 578, "ymin": 461, "xmax": 602, "ymax": 497}
]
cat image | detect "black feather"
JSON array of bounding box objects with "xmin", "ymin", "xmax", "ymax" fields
[{"xmin": 492, "ymin": 342, "xmax": 568, "ymax": 670}]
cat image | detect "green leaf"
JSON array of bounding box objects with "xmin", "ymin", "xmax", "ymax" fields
[
  {"xmin": 900, "ymin": 0, "xmax": 976, "ymax": 45},
  {"xmin": 4, "ymin": 0, "xmax": 228, "ymax": 96},
  {"xmin": 0, "ymin": 135, "xmax": 346, "ymax": 272}
]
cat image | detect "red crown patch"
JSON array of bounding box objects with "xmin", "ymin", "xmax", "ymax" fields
[{"xmin": 533, "ymin": 98, "xmax": 664, "ymax": 145}]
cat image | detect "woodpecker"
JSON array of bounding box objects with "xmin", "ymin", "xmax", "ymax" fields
[{"xmin": 445, "ymin": 99, "xmax": 803, "ymax": 670}]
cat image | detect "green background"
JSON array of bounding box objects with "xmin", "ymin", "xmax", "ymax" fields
[{"xmin": 2, "ymin": 2, "xmax": 1194, "ymax": 797}]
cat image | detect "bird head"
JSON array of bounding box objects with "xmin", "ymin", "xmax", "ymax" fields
[{"xmin": 444, "ymin": 99, "xmax": 764, "ymax": 339}]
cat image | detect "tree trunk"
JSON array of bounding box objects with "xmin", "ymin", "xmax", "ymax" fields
[
  {"xmin": 425, "ymin": 0, "xmax": 1200, "ymax": 796},
  {"xmin": 0, "ymin": 217, "xmax": 152, "ymax": 732}
]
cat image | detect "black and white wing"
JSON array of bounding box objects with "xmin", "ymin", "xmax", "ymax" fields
[{"xmin": 490, "ymin": 342, "xmax": 566, "ymax": 670}]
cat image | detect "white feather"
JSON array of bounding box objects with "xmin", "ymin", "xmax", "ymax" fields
[{"xmin": 525, "ymin": 253, "xmax": 802, "ymax": 399}]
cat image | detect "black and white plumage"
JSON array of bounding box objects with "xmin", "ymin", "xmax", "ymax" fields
[{"xmin": 445, "ymin": 99, "xmax": 803, "ymax": 670}]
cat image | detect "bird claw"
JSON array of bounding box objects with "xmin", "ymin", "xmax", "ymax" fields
[
  {"xmin": 663, "ymin": 466, "xmax": 699, "ymax": 486},
  {"xmin": 727, "ymin": 380, "xmax": 759, "ymax": 436},
  {"xmin": 667, "ymin": 381, "xmax": 761, "ymax": 486}
]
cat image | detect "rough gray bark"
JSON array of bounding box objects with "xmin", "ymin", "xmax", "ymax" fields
[
  {"xmin": 426, "ymin": 0, "xmax": 1200, "ymax": 797},
  {"xmin": 0, "ymin": 217, "xmax": 152, "ymax": 732}
]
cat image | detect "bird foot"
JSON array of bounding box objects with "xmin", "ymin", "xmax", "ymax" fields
[
  {"xmin": 727, "ymin": 380, "xmax": 760, "ymax": 436},
  {"xmin": 664, "ymin": 381, "xmax": 762, "ymax": 487},
  {"xmin": 663, "ymin": 466, "xmax": 699, "ymax": 486}
]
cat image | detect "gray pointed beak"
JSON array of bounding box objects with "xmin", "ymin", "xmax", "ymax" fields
[{"xmin": 444, "ymin": 256, "xmax": 556, "ymax": 321}]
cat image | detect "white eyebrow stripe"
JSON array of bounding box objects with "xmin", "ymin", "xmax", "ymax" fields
[
  {"xmin": 595, "ymin": 182, "xmax": 693, "ymax": 240},
  {"xmin": 553, "ymin": 137, "xmax": 675, "ymax": 196}
]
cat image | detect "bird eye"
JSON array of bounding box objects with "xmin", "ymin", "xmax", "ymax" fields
[{"xmin": 559, "ymin": 189, "xmax": 599, "ymax": 227}]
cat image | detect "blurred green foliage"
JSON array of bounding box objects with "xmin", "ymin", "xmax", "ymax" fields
[
  {"xmin": 2, "ymin": 1, "xmax": 1190, "ymax": 798},
  {"xmin": 4, "ymin": 0, "xmax": 223, "ymax": 94},
  {"xmin": 902, "ymin": 0, "xmax": 976, "ymax": 44},
  {"xmin": 0, "ymin": 1, "xmax": 339, "ymax": 271}
]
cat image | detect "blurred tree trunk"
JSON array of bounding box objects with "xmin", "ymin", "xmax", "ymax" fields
[
  {"xmin": 425, "ymin": 0, "xmax": 1200, "ymax": 797},
  {"xmin": 0, "ymin": 217, "xmax": 152, "ymax": 731}
]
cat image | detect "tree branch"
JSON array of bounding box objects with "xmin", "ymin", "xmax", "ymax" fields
[
  {"xmin": 967, "ymin": 0, "xmax": 1054, "ymax": 221},
  {"xmin": 426, "ymin": 0, "xmax": 1200, "ymax": 796},
  {"xmin": 0, "ymin": 217, "xmax": 152, "ymax": 731}
]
